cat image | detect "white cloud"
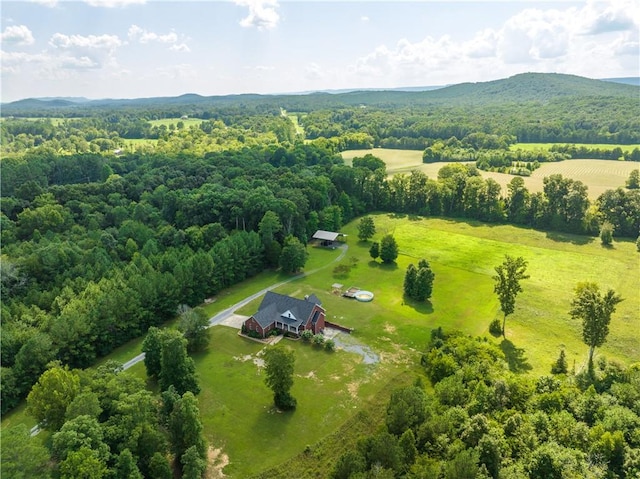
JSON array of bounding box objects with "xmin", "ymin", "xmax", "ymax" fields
[
  {"xmin": 128, "ymin": 25, "xmax": 189, "ymax": 52},
  {"xmin": 1, "ymin": 25, "xmax": 35, "ymax": 46},
  {"xmin": 350, "ymin": 0, "xmax": 639, "ymax": 86},
  {"xmin": 84, "ymin": 0, "xmax": 146, "ymax": 7},
  {"xmin": 581, "ymin": 0, "xmax": 639, "ymax": 34},
  {"xmin": 60, "ymin": 55, "xmax": 99, "ymax": 70},
  {"xmin": 1, "ymin": 50, "xmax": 48, "ymax": 74},
  {"xmin": 170, "ymin": 43, "xmax": 191, "ymax": 53},
  {"xmin": 48, "ymin": 33, "xmax": 122, "ymax": 71},
  {"xmin": 361, "ymin": 16, "xmax": 370, "ymax": 23},
  {"xmin": 234, "ymin": 0, "xmax": 280, "ymax": 30},
  {"xmin": 49, "ymin": 33, "xmax": 123, "ymax": 50}
]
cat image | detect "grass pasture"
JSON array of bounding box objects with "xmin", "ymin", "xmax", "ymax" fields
[{"xmin": 341, "ymin": 148, "xmax": 638, "ymax": 199}]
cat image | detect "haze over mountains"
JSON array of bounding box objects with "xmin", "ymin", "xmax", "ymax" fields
[{"xmin": 3, "ymin": 73, "xmax": 639, "ymax": 115}]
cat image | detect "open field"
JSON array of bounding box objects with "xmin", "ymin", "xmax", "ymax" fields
[
  {"xmin": 148, "ymin": 118, "xmax": 204, "ymax": 128},
  {"xmin": 511, "ymin": 142, "xmax": 640, "ymax": 153},
  {"xmin": 341, "ymin": 148, "xmax": 639, "ymax": 199},
  {"xmin": 4, "ymin": 217, "xmax": 638, "ymax": 477}
]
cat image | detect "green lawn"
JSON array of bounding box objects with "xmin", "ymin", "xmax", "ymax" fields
[{"xmin": 193, "ymin": 327, "xmax": 400, "ymax": 477}]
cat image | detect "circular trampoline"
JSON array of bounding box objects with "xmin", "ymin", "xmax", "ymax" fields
[{"xmin": 354, "ymin": 290, "xmax": 374, "ymax": 302}]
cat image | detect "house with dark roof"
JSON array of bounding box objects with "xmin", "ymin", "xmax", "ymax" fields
[{"xmin": 242, "ymin": 291, "xmax": 326, "ymax": 338}]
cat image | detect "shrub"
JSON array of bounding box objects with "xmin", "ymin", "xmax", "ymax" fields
[
  {"xmin": 489, "ymin": 319, "xmax": 503, "ymax": 337},
  {"xmin": 301, "ymin": 330, "xmax": 313, "ymax": 342},
  {"xmin": 600, "ymin": 222, "xmax": 614, "ymax": 246},
  {"xmin": 312, "ymin": 334, "xmax": 325, "ymax": 347},
  {"xmin": 324, "ymin": 339, "xmax": 335, "ymax": 352},
  {"xmin": 551, "ymin": 350, "xmax": 568, "ymax": 374}
]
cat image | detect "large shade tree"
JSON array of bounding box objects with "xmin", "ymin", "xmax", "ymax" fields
[
  {"xmin": 492, "ymin": 255, "xmax": 529, "ymax": 338},
  {"xmin": 263, "ymin": 346, "xmax": 297, "ymax": 410},
  {"xmin": 569, "ymin": 282, "xmax": 622, "ymax": 370}
]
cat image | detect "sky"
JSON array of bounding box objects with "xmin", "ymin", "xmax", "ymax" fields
[{"xmin": 1, "ymin": 0, "xmax": 639, "ymax": 102}]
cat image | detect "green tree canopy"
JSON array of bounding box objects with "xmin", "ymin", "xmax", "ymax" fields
[
  {"xmin": 357, "ymin": 216, "xmax": 376, "ymax": 241},
  {"xmin": 263, "ymin": 346, "xmax": 297, "ymax": 410},
  {"xmin": 27, "ymin": 365, "xmax": 80, "ymax": 431},
  {"xmin": 492, "ymin": 255, "xmax": 530, "ymax": 338},
  {"xmin": 379, "ymin": 234, "xmax": 399, "ymax": 263},
  {"xmin": 279, "ymin": 235, "xmax": 308, "ymax": 274},
  {"xmin": 159, "ymin": 330, "xmax": 200, "ymax": 395},
  {"xmin": 569, "ymin": 282, "xmax": 622, "ymax": 369}
]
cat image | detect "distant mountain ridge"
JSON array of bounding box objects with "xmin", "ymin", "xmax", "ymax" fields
[{"xmin": 2, "ymin": 72, "xmax": 638, "ymax": 115}]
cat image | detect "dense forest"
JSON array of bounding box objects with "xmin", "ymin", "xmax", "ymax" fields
[
  {"xmin": 329, "ymin": 329, "xmax": 640, "ymax": 479},
  {"xmin": 1, "ymin": 73, "xmax": 639, "ymax": 478}
]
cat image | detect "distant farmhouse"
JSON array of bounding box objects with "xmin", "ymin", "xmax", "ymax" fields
[{"xmin": 243, "ymin": 291, "xmax": 326, "ymax": 338}]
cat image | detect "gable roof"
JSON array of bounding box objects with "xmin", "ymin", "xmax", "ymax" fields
[
  {"xmin": 252, "ymin": 291, "xmax": 323, "ymax": 329},
  {"xmin": 312, "ymin": 230, "xmax": 340, "ymax": 241}
]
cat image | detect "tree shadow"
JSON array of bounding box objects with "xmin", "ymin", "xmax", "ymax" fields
[
  {"xmin": 545, "ymin": 231, "xmax": 594, "ymax": 246},
  {"xmin": 500, "ymin": 339, "xmax": 532, "ymax": 373},
  {"xmin": 600, "ymin": 243, "xmax": 614, "ymax": 250},
  {"xmin": 402, "ymin": 295, "xmax": 434, "ymax": 315},
  {"xmin": 378, "ymin": 261, "xmax": 398, "ymax": 271}
]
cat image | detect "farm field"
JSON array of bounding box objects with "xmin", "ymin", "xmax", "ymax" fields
[
  {"xmin": 148, "ymin": 117, "xmax": 204, "ymax": 128},
  {"xmin": 341, "ymin": 148, "xmax": 639, "ymax": 199},
  {"xmin": 511, "ymin": 142, "xmax": 640, "ymax": 152}
]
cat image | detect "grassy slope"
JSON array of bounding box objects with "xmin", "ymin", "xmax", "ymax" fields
[{"xmin": 341, "ymin": 148, "xmax": 639, "ymax": 199}]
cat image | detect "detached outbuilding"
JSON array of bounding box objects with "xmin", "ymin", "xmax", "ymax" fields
[
  {"xmin": 311, "ymin": 230, "xmax": 345, "ymax": 247},
  {"xmin": 242, "ymin": 291, "xmax": 326, "ymax": 338}
]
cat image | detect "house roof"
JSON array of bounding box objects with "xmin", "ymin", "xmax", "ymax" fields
[
  {"xmin": 312, "ymin": 230, "xmax": 340, "ymax": 241},
  {"xmin": 252, "ymin": 291, "xmax": 323, "ymax": 330}
]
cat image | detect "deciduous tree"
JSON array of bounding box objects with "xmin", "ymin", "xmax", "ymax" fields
[
  {"xmin": 168, "ymin": 392, "xmax": 207, "ymax": 471},
  {"xmin": 493, "ymin": 255, "xmax": 530, "ymax": 338},
  {"xmin": 178, "ymin": 306, "xmax": 210, "ymax": 353},
  {"xmin": 159, "ymin": 330, "xmax": 200, "ymax": 395},
  {"xmin": 379, "ymin": 234, "xmax": 399, "ymax": 264},
  {"xmin": 279, "ymin": 235, "xmax": 308, "ymax": 274},
  {"xmin": 263, "ymin": 346, "xmax": 297, "ymax": 410},
  {"xmin": 570, "ymin": 282, "xmax": 622, "ymax": 370},
  {"xmin": 357, "ymin": 216, "xmax": 376, "ymax": 242},
  {"xmin": 27, "ymin": 365, "xmax": 80, "ymax": 431}
]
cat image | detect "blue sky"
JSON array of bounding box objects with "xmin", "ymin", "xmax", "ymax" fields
[{"xmin": 1, "ymin": 0, "xmax": 638, "ymax": 101}]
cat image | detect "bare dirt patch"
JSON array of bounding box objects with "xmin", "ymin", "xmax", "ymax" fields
[
  {"xmin": 347, "ymin": 381, "xmax": 360, "ymax": 399},
  {"xmin": 206, "ymin": 447, "xmax": 229, "ymax": 479},
  {"xmin": 383, "ymin": 323, "xmax": 397, "ymax": 334}
]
